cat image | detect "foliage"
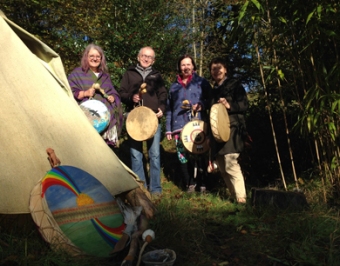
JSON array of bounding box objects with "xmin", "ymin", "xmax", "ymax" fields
[
  {"xmin": 202, "ymin": 0, "xmax": 340, "ymax": 195},
  {"xmin": 2, "ymin": 1, "xmax": 340, "ymax": 264},
  {"xmin": 1, "ymin": 0, "xmax": 185, "ymax": 87}
]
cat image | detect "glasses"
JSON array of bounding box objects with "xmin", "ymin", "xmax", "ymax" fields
[
  {"xmin": 140, "ymin": 54, "xmax": 154, "ymax": 60},
  {"xmin": 88, "ymin": 55, "xmax": 101, "ymax": 59}
]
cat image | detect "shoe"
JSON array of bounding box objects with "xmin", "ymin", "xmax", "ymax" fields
[
  {"xmin": 151, "ymin": 193, "xmax": 162, "ymax": 202},
  {"xmin": 187, "ymin": 185, "xmax": 196, "ymax": 193},
  {"xmin": 236, "ymin": 198, "xmax": 246, "ymax": 204},
  {"xmin": 200, "ymin": 186, "xmax": 206, "ymax": 193}
]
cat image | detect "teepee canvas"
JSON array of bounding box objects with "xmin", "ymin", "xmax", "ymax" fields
[{"xmin": 0, "ymin": 11, "xmax": 138, "ymax": 214}]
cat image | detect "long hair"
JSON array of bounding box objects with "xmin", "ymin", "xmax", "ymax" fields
[
  {"xmin": 176, "ymin": 54, "xmax": 197, "ymax": 74},
  {"xmin": 80, "ymin": 44, "xmax": 108, "ymax": 73}
]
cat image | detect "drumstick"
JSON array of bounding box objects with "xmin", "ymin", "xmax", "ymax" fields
[
  {"xmin": 181, "ymin": 99, "xmax": 191, "ymax": 109},
  {"xmin": 138, "ymin": 83, "xmax": 147, "ymax": 106},
  {"xmin": 93, "ymin": 83, "xmax": 112, "ymax": 100},
  {"xmin": 139, "ymin": 83, "xmax": 147, "ymax": 94}
]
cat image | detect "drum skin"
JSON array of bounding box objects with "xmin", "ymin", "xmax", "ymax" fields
[
  {"xmin": 30, "ymin": 166, "xmax": 125, "ymax": 257},
  {"xmin": 210, "ymin": 103, "xmax": 230, "ymax": 142},
  {"xmin": 80, "ymin": 99, "xmax": 110, "ymax": 133},
  {"xmin": 126, "ymin": 106, "xmax": 158, "ymax": 141},
  {"xmin": 180, "ymin": 119, "xmax": 209, "ymax": 154}
]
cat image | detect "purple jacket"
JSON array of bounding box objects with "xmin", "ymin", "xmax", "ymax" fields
[{"xmin": 68, "ymin": 67, "xmax": 123, "ymax": 133}]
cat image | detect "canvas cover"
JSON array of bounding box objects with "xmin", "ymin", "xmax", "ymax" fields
[{"xmin": 0, "ymin": 11, "xmax": 138, "ymax": 214}]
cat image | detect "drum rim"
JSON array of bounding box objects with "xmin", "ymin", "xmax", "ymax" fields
[{"xmin": 126, "ymin": 106, "xmax": 158, "ymax": 141}]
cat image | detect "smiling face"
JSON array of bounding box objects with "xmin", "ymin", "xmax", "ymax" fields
[
  {"xmin": 87, "ymin": 48, "xmax": 102, "ymax": 72},
  {"xmin": 180, "ymin": 58, "xmax": 194, "ymax": 79},
  {"xmin": 210, "ymin": 63, "xmax": 227, "ymax": 84},
  {"xmin": 137, "ymin": 47, "xmax": 155, "ymax": 69}
]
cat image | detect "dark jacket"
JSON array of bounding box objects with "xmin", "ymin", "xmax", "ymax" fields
[
  {"xmin": 120, "ymin": 65, "xmax": 167, "ymax": 114},
  {"xmin": 210, "ymin": 78, "xmax": 248, "ymax": 156}
]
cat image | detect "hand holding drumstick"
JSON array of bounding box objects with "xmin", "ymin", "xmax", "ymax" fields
[
  {"xmin": 132, "ymin": 83, "xmax": 147, "ymax": 104},
  {"xmin": 192, "ymin": 103, "xmax": 202, "ymax": 112},
  {"xmin": 82, "ymin": 87, "xmax": 95, "ymax": 98},
  {"xmin": 92, "ymin": 83, "xmax": 115, "ymax": 103}
]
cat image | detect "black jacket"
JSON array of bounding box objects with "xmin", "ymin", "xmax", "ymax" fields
[
  {"xmin": 210, "ymin": 78, "xmax": 248, "ymax": 156},
  {"xmin": 120, "ymin": 65, "xmax": 167, "ymax": 114}
]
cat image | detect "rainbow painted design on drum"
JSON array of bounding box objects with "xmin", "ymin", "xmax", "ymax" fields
[
  {"xmin": 42, "ymin": 166, "xmax": 125, "ymax": 257},
  {"xmin": 80, "ymin": 99, "xmax": 110, "ymax": 133}
]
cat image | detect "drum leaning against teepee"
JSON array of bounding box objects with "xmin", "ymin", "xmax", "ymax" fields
[
  {"xmin": 209, "ymin": 103, "xmax": 230, "ymax": 142},
  {"xmin": 29, "ymin": 165, "xmax": 126, "ymax": 257}
]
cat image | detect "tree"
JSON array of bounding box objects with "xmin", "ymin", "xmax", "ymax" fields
[
  {"xmin": 1, "ymin": 0, "xmax": 186, "ymax": 86},
  {"xmin": 236, "ymin": 0, "xmax": 340, "ymax": 198}
]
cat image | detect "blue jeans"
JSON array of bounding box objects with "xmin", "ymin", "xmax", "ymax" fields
[{"xmin": 129, "ymin": 124, "xmax": 162, "ymax": 194}]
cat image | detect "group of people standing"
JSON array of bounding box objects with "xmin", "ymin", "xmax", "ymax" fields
[{"xmin": 67, "ymin": 44, "xmax": 248, "ymax": 204}]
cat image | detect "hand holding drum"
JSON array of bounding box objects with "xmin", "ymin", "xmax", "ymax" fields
[{"xmin": 218, "ymin": 97, "xmax": 230, "ymax": 109}]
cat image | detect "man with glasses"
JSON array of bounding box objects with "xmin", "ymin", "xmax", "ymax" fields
[{"xmin": 120, "ymin": 46, "xmax": 167, "ymax": 199}]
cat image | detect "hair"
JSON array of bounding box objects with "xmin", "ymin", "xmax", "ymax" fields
[
  {"xmin": 138, "ymin": 46, "xmax": 156, "ymax": 58},
  {"xmin": 208, "ymin": 57, "xmax": 228, "ymax": 73},
  {"xmin": 80, "ymin": 43, "xmax": 108, "ymax": 73},
  {"xmin": 177, "ymin": 54, "xmax": 197, "ymax": 74}
]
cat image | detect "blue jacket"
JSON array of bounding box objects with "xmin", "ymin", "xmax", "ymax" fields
[{"xmin": 165, "ymin": 73, "xmax": 211, "ymax": 135}]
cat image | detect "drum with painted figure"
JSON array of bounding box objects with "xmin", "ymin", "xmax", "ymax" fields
[
  {"xmin": 209, "ymin": 103, "xmax": 230, "ymax": 142},
  {"xmin": 80, "ymin": 99, "xmax": 110, "ymax": 133},
  {"xmin": 180, "ymin": 118, "xmax": 209, "ymax": 154},
  {"xmin": 126, "ymin": 106, "xmax": 158, "ymax": 141}
]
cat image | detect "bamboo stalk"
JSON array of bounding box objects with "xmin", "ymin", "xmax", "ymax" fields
[
  {"xmin": 269, "ymin": 19, "xmax": 299, "ymax": 189},
  {"xmin": 254, "ymin": 25, "xmax": 287, "ymax": 190}
]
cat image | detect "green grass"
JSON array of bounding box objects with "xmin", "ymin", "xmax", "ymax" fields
[
  {"xmin": 1, "ymin": 139, "xmax": 340, "ymax": 265},
  {"xmin": 149, "ymin": 188, "xmax": 340, "ymax": 265}
]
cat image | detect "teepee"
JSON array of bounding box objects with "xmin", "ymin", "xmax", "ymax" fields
[{"xmin": 0, "ymin": 11, "xmax": 139, "ymax": 214}]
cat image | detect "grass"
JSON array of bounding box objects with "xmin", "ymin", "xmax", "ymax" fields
[{"xmin": 1, "ymin": 138, "xmax": 340, "ymax": 265}]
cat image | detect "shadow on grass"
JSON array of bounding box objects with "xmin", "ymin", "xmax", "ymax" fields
[{"xmin": 160, "ymin": 140, "xmax": 226, "ymax": 196}]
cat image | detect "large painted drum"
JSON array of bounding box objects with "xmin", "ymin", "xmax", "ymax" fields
[
  {"xmin": 210, "ymin": 103, "xmax": 230, "ymax": 142},
  {"xmin": 29, "ymin": 166, "xmax": 126, "ymax": 257},
  {"xmin": 180, "ymin": 119, "xmax": 209, "ymax": 154},
  {"xmin": 126, "ymin": 106, "xmax": 158, "ymax": 141},
  {"xmin": 80, "ymin": 99, "xmax": 110, "ymax": 133}
]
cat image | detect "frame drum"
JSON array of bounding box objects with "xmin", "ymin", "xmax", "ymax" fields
[
  {"xmin": 126, "ymin": 106, "xmax": 158, "ymax": 141},
  {"xmin": 80, "ymin": 99, "xmax": 110, "ymax": 133},
  {"xmin": 29, "ymin": 166, "xmax": 126, "ymax": 257},
  {"xmin": 210, "ymin": 103, "xmax": 230, "ymax": 142},
  {"xmin": 180, "ymin": 119, "xmax": 209, "ymax": 154}
]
